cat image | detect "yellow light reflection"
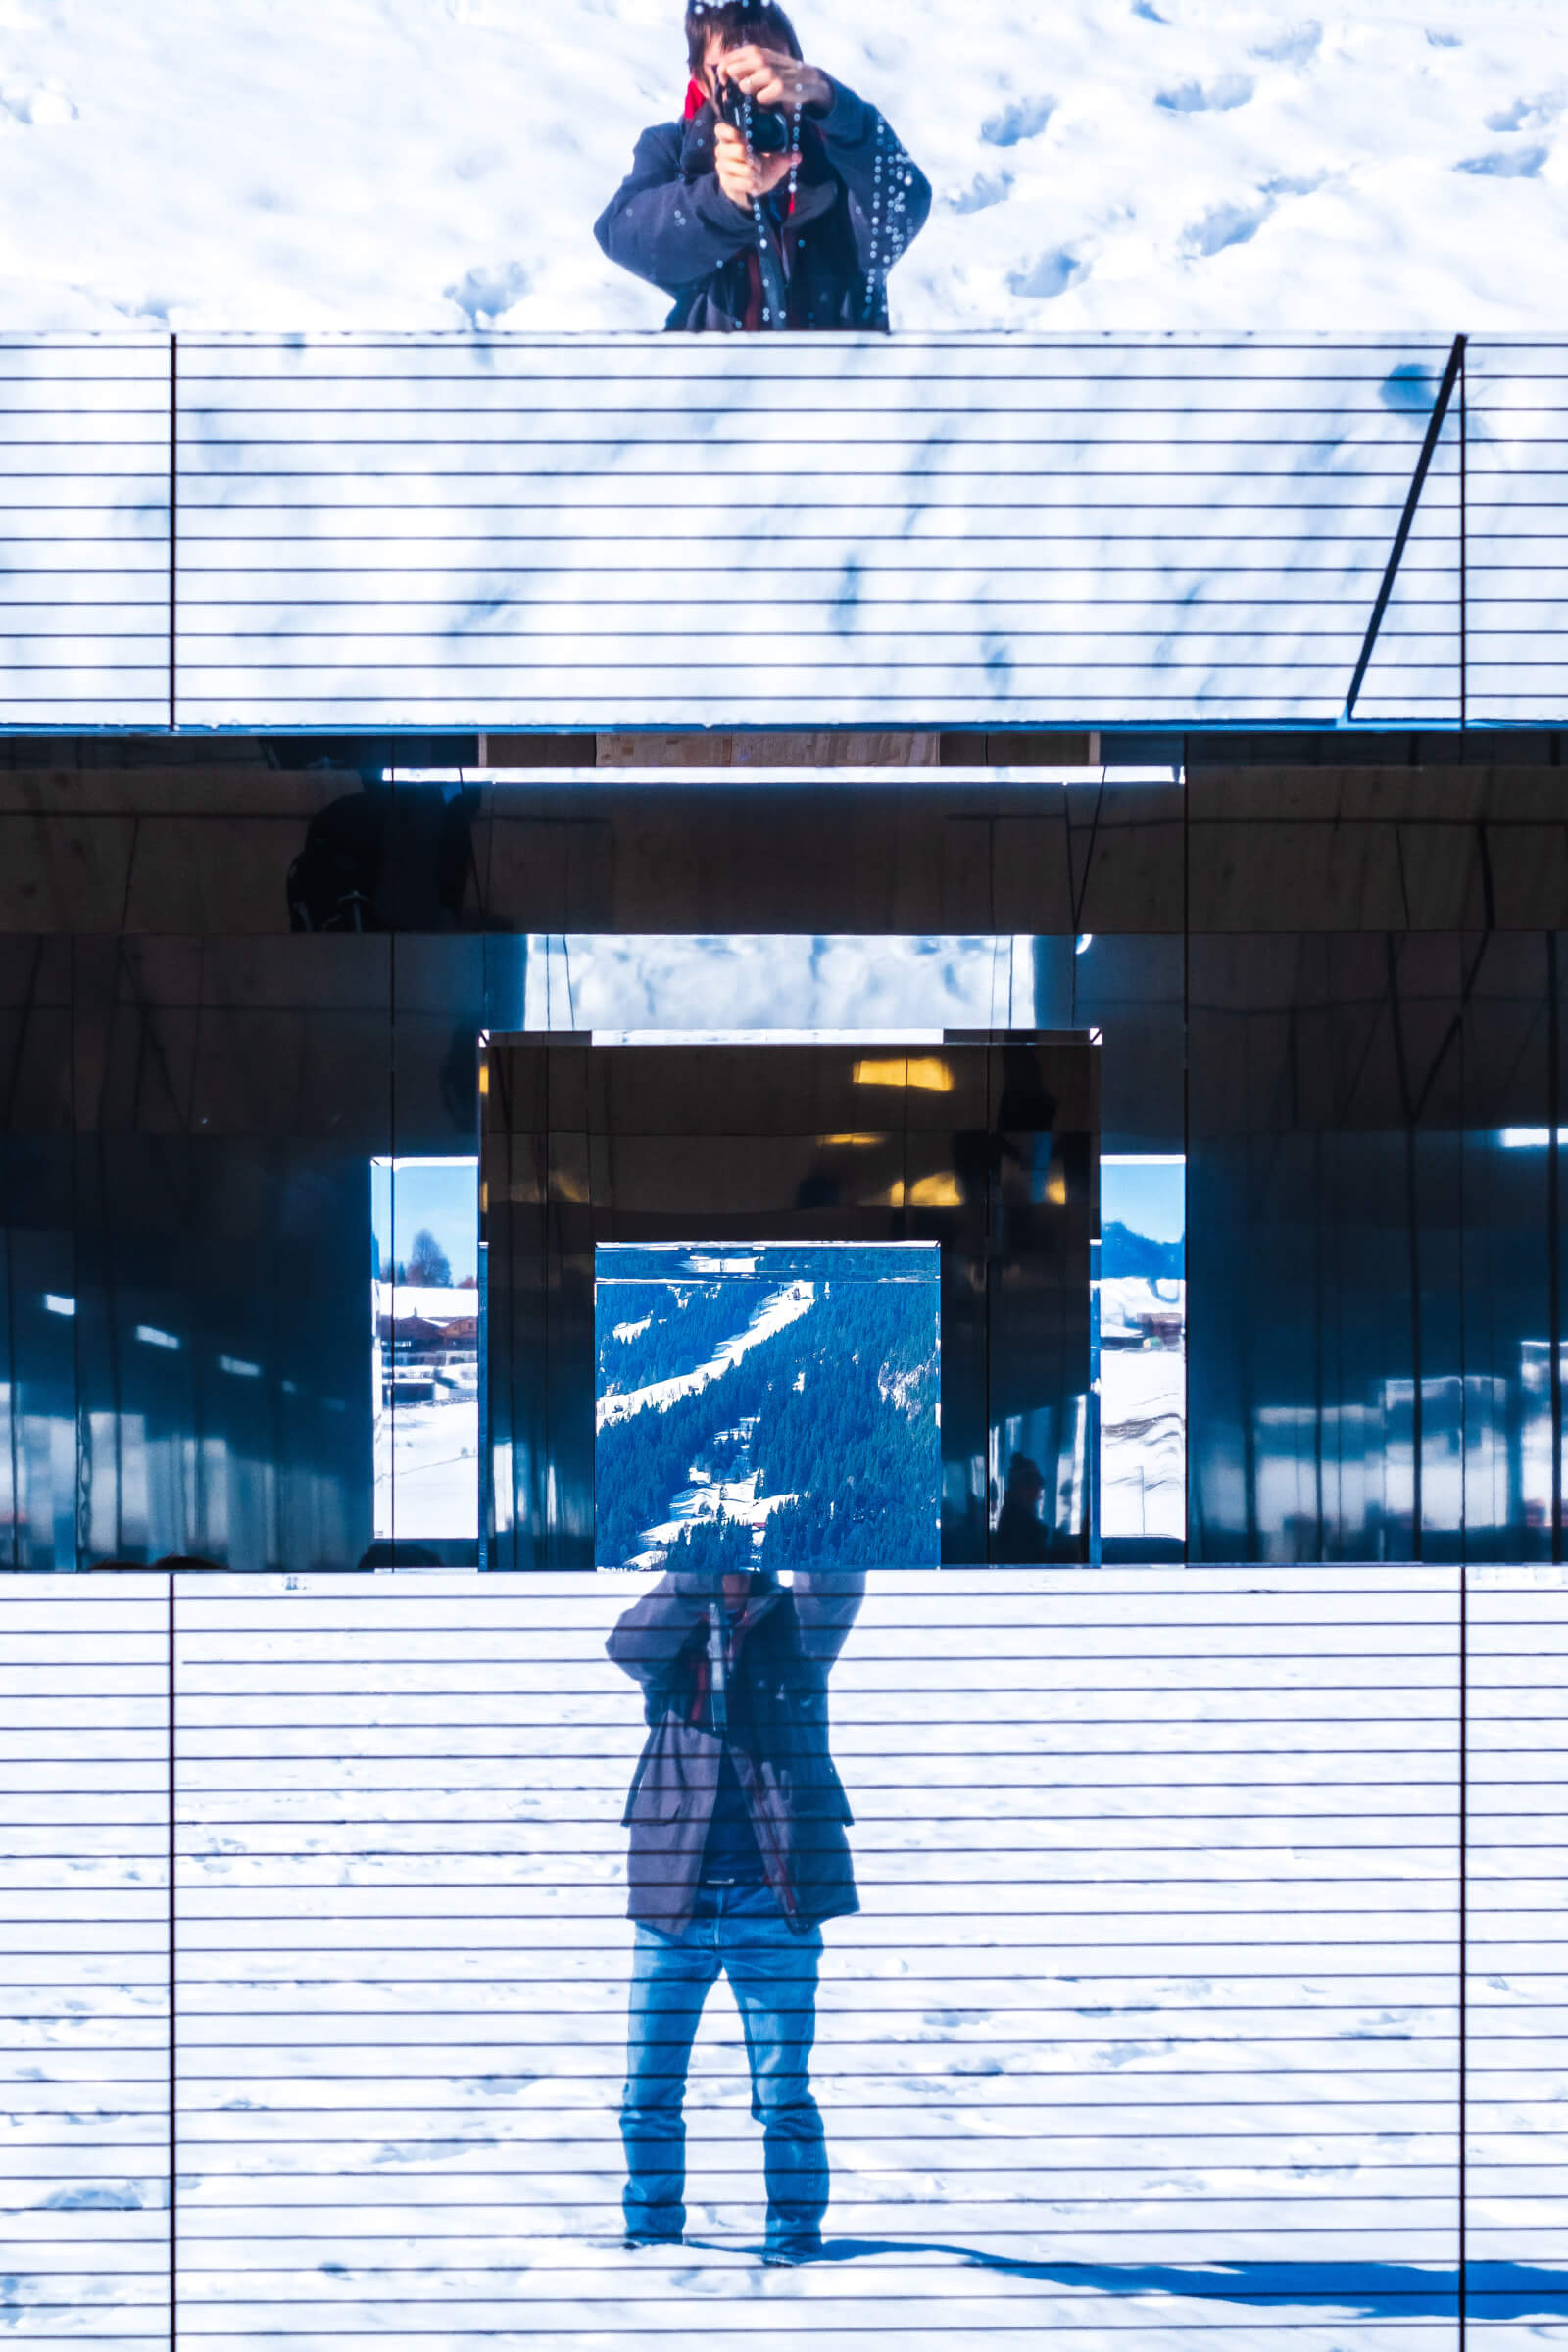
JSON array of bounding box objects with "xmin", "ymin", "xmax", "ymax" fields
[
  {"xmin": 865, "ymin": 1173, "xmax": 962, "ymax": 1209},
  {"xmin": 1046, "ymin": 1165, "xmax": 1067, "ymax": 1205},
  {"xmin": 907, "ymin": 1173, "xmax": 963, "ymax": 1208},
  {"xmin": 852, "ymin": 1056, "xmax": 955, "ymax": 1092},
  {"xmin": 817, "ymin": 1132, "xmax": 886, "ymax": 1148}
]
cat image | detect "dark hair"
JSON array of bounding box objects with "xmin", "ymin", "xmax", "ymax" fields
[{"xmin": 685, "ymin": 0, "xmax": 802, "ymax": 73}]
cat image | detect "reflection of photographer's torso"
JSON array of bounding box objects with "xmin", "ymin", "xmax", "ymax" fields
[
  {"xmin": 595, "ymin": 0, "xmax": 931, "ymax": 331},
  {"xmin": 609, "ymin": 1566, "xmax": 862, "ymax": 1937}
]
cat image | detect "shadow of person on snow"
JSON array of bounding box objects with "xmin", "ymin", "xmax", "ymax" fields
[{"xmin": 783, "ymin": 2248, "xmax": 1568, "ymax": 2319}]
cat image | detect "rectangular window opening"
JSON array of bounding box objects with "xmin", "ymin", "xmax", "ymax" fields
[
  {"xmin": 1099, "ymin": 1153, "xmax": 1186, "ymax": 1559},
  {"xmin": 371, "ymin": 1156, "xmax": 480, "ymax": 1545},
  {"xmin": 594, "ymin": 1242, "xmax": 941, "ymax": 1574}
]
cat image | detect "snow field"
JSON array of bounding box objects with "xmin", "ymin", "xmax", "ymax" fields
[
  {"xmin": 0, "ymin": 1, "xmax": 1560, "ymax": 331},
  {"xmin": 1100, "ymin": 1345, "xmax": 1186, "ymax": 1544},
  {"xmin": 10, "ymin": 1567, "xmax": 1564, "ymax": 2345},
  {"xmin": 373, "ymin": 1396, "xmax": 480, "ymax": 1539}
]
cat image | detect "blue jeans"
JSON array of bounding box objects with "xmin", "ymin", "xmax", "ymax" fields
[{"xmin": 621, "ymin": 1880, "xmax": 828, "ymax": 2253}]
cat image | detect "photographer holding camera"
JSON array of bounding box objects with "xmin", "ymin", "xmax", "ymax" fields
[
  {"xmin": 594, "ymin": 0, "xmax": 930, "ymax": 331},
  {"xmin": 607, "ymin": 1563, "xmax": 863, "ymax": 2263}
]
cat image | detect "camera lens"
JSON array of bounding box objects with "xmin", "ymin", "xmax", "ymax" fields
[{"xmin": 718, "ymin": 81, "xmax": 791, "ymax": 155}]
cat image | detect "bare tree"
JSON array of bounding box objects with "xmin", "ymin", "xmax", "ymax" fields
[{"xmin": 406, "ymin": 1227, "xmax": 452, "ymax": 1288}]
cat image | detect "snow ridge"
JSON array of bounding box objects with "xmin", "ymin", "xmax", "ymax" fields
[{"xmin": 596, "ymin": 1282, "xmax": 814, "ymax": 1432}]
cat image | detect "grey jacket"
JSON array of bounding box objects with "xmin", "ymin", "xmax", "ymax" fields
[{"xmin": 607, "ymin": 1570, "xmax": 863, "ymax": 1934}]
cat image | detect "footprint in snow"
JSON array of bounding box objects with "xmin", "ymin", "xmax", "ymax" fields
[
  {"xmin": 1251, "ymin": 22, "xmax": 1322, "ymax": 67},
  {"xmin": 1007, "ymin": 249, "xmax": 1089, "ymax": 300},
  {"xmin": 1156, "ymin": 74, "xmax": 1253, "ymax": 114},
  {"xmin": 1455, "ymin": 145, "xmax": 1549, "ymax": 177},
  {"xmin": 980, "ymin": 95, "xmax": 1054, "ymax": 147},
  {"xmin": 1, "ymin": 82, "xmax": 77, "ymax": 124},
  {"xmin": 1487, "ymin": 95, "xmax": 1560, "ymax": 132},
  {"xmin": 1181, "ymin": 200, "xmax": 1271, "ymax": 259},
  {"xmin": 1182, "ymin": 172, "xmax": 1325, "ymax": 259},
  {"xmin": 947, "ymin": 171, "xmax": 1012, "ymax": 215}
]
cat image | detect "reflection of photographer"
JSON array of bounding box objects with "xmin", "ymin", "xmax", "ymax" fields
[
  {"xmin": 607, "ymin": 1565, "xmax": 863, "ymax": 2262},
  {"xmin": 993, "ymin": 1452, "xmax": 1053, "ymax": 1563},
  {"xmin": 594, "ymin": 0, "xmax": 930, "ymax": 330}
]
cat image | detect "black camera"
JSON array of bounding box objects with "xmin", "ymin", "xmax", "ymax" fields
[{"xmin": 715, "ymin": 75, "xmax": 792, "ymax": 155}]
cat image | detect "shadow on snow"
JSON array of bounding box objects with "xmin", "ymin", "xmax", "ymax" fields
[{"xmin": 792, "ymin": 2246, "xmax": 1568, "ymax": 2317}]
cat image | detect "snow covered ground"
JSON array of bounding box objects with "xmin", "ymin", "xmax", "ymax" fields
[
  {"xmin": 634, "ymin": 1462, "xmax": 800, "ymax": 1557},
  {"xmin": 1101, "ymin": 1346, "xmax": 1186, "ymax": 1543},
  {"xmin": 1101, "ymin": 1275, "xmax": 1187, "ymax": 1544},
  {"xmin": 372, "ymin": 1279, "xmax": 480, "ymax": 1541},
  {"xmin": 373, "ymin": 1396, "xmax": 480, "ymax": 1539},
  {"xmin": 16, "ymin": 1564, "xmax": 1564, "ymax": 2346},
  {"xmin": 0, "ymin": 0, "xmax": 1560, "ymax": 333}
]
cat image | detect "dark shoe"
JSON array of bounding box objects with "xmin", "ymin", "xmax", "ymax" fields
[
  {"xmin": 763, "ymin": 2241, "xmax": 822, "ymax": 2267},
  {"xmin": 623, "ymin": 2231, "xmax": 682, "ymax": 2251}
]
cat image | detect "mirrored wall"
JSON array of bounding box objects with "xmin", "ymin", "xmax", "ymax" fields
[{"xmin": 6, "ymin": 922, "xmax": 1563, "ymax": 1566}]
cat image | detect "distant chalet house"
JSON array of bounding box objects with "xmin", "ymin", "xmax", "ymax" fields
[
  {"xmin": 375, "ymin": 1283, "xmax": 480, "ymax": 1352},
  {"xmin": 1101, "ymin": 1277, "xmax": 1185, "ymax": 1353},
  {"xmin": 377, "ymin": 1287, "xmax": 481, "ymax": 1405},
  {"xmin": 379, "ymin": 1310, "xmax": 480, "ymax": 1358}
]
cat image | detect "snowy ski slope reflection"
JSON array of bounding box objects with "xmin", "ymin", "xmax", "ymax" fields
[
  {"xmin": 166, "ymin": 1568, "xmax": 1471, "ymax": 2345},
  {"xmin": 594, "ymin": 1242, "xmax": 942, "ymax": 1570},
  {"xmin": 594, "ymin": 1275, "xmax": 815, "ymax": 1432}
]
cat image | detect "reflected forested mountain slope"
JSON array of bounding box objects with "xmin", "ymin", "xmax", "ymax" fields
[{"xmin": 595, "ymin": 1254, "xmax": 939, "ymax": 1571}]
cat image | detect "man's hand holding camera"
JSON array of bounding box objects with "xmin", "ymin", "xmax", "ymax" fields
[
  {"xmin": 712, "ymin": 122, "xmax": 798, "ymax": 207},
  {"xmin": 714, "ymin": 42, "xmax": 831, "ymax": 116},
  {"xmin": 707, "ymin": 42, "xmax": 831, "ymax": 212}
]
